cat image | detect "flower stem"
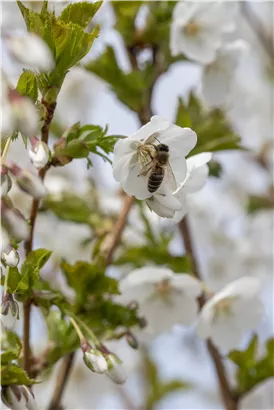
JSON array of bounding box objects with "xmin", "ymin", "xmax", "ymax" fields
[
  {"xmin": 179, "ymin": 216, "xmax": 238, "ymax": 410},
  {"xmin": 1, "ymin": 136, "xmax": 12, "ymax": 164},
  {"xmin": 69, "ymin": 316, "xmax": 85, "ymax": 343},
  {"xmin": 4, "ymin": 267, "xmax": 10, "ymax": 291}
]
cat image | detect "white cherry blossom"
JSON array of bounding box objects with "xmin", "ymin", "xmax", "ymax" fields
[
  {"xmin": 170, "ymin": 2, "xmax": 239, "ymax": 64},
  {"xmin": 146, "ymin": 152, "xmax": 212, "ymax": 219},
  {"xmin": 202, "ymin": 40, "xmax": 249, "ymax": 107},
  {"xmin": 6, "ymin": 33, "xmax": 55, "ymax": 72},
  {"xmin": 113, "ymin": 115, "xmax": 197, "ymax": 200},
  {"xmin": 119, "ymin": 267, "xmax": 202, "ymax": 335},
  {"xmin": 196, "ymin": 277, "xmax": 264, "ymax": 350}
]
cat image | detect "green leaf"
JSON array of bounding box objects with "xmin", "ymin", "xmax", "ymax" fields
[
  {"xmin": 44, "ymin": 310, "xmax": 79, "ymax": 365},
  {"xmin": 1, "ymin": 329, "xmax": 22, "ymax": 365},
  {"xmin": 59, "ymin": 1, "xmax": 102, "ymax": 28},
  {"xmin": 16, "ymin": 70, "xmax": 38, "ymax": 102},
  {"xmin": 175, "ymin": 94, "xmax": 244, "ymax": 156},
  {"xmin": 112, "ymin": 1, "xmax": 142, "ymax": 45},
  {"xmin": 17, "ymin": 1, "xmax": 101, "ymax": 95},
  {"xmin": 17, "ymin": 249, "xmax": 52, "ymax": 294},
  {"xmin": 5, "ymin": 267, "xmax": 21, "ymax": 294},
  {"xmin": 1, "ymin": 364, "xmax": 36, "ymax": 385},
  {"xmin": 85, "ymin": 46, "xmax": 148, "ymax": 112},
  {"xmin": 114, "ymin": 245, "xmax": 191, "ymax": 273},
  {"xmin": 228, "ymin": 335, "xmax": 274, "ymax": 395},
  {"xmin": 247, "ymin": 194, "xmax": 274, "ymax": 214},
  {"xmin": 81, "ymin": 299, "xmax": 143, "ymax": 335},
  {"xmin": 42, "ymin": 192, "xmax": 93, "ymax": 224},
  {"xmin": 61, "ymin": 261, "xmax": 119, "ymax": 306},
  {"xmin": 59, "ymin": 139, "xmax": 90, "ymax": 158}
]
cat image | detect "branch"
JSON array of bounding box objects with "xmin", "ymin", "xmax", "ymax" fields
[
  {"xmin": 23, "ymin": 101, "xmax": 56, "ymax": 376},
  {"xmin": 48, "ymin": 353, "xmax": 75, "ymax": 410},
  {"xmin": 49, "ymin": 194, "xmax": 135, "ymax": 410},
  {"xmin": 179, "ymin": 217, "xmax": 238, "ymax": 410}
]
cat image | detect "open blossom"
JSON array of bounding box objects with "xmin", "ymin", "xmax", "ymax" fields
[
  {"xmin": 170, "ymin": 2, "xmax": 238, "ymax": 64},
  {"xmin": 202, "ymin": 40, "xmax": 249, "ymax": 107},
  {"xmin": 113, "ymin": 115, "xmax": 197, "ymax": 200},
  {"xmin": 119, "ymin": 267, "xmax": 202, "ymax": 335},
  {"xmin": 196, "ymin": 277, "xmax": 263, "ymax": 350},
  {"xmin": 6, "ymin": 32, "xmax": 55, "ymax": 72},
  {"xmin": 146, "ymin": 152, "xmax": 212, "ymax": 219}
]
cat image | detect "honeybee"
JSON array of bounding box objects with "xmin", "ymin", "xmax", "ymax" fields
[{"xmin": 138, "ymin": 141, "xmax": 177, "ymax": 193}]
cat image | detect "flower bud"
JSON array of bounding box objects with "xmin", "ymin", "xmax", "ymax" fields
[
  {"xmin": 1, "ymin": 246, "xmax": 19, "ymax": 267},
  {"xmin": 105, "ymin": 353, "xmax": 126, "ymax": 384},
  {"xmin": 29, "ymin": 137, "xmax": 50, "ymax": 169},
  {"xmin": 1, "ymin": 292, "xmax": 19, "ymax": 329},
  {"xmin": 9, "ymin": 90, "xmax": 38, "ymax": 137},
  {"xmin": 125, "ymin": 331, "xmax": 139, "ymax": 349},
  {"xmin": 0, "ymin": 224, "xmax": 10, "ymax": 253},
  {"xmin": 1, "ymin": 166, "xmax": 12, "ymax": 197},
  {"xmin": 6, "ymin": 162, "xmax": 47, "ymax": 199},
  {"xmin": 21, "ymin": 386, "xmax": 38, "ymax": 410},
  {"xmin": 1, "ymin": 201, "xmax": 29, "ymax": 242},
  {"xmin": 1, "ymin": 385, "xmax": 26, "ymax": 410},
  {"xmin": 82, "ymin": 342, "xmax": 108, "ymax": 374},
  {"xmin": 6, "ymin": 33, "xmax": 55, "ymax": 72}
]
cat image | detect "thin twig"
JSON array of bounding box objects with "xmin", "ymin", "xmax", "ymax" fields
[
  {"xmin": 179, "ymin": 217, "xmax": 238, "ymax": 410},
  {"xmin": 49, "ymin": 194, "xmax": 135, "ymax": 409},
  {"xmin": 106, "ymin": 195, "xmax": 135, "ymax": 265},
  {"xmin": 48, "ymin": 353, "xmax": 75, "ymax": 410},
  {"xmin": 23, "ymin": 101, "xmax": 56, "ymax": 376}
]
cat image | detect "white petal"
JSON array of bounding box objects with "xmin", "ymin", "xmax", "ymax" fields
[
  {"xmin": 171, "ymin": 274, "xmax": 202, "ymax": 297},
  {"xmin": 160, "ymin": 126, "xmax": 197, "ymax": 185},
  {"xmin": 130, "ymin": 115, "xmax": 170, "ymax": 143},
  {"xmin": 121, "ymin": 267, "xmax": 173, "ymax": 288},
  {"xmin": 232, "ymin": 298, "xmax": 264, "ymax": 331},
  {"xmin": 146, "ymin": 197, "xmax": 176, "ymax": 218},
  {"xmin": 196, "ymin": 301, "xmax": 215, "ymax": 340},
  {"xmin": 219, "ymin": 276, "xmax": 261, "ymax": 300},
  {"xmin": 7, "ymin": 33, "xmax": 55, "ymax": 72},
  {"xmin": 172, "ymin": 194, "xmax": 188, "ymax": 223},
  {"xmin": 122, "ymin": 159, "xmax": 152, "ymax": 200},
  {"xmin": 210, "ymin": 316, "xmax": 243, "ymax": 350}
]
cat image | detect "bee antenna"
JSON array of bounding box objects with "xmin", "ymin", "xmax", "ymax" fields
[{"xmin": 154, "ymin": 137, "xmax": 161, "ymax": 143}]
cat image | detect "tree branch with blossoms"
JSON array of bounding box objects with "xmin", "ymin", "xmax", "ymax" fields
[{"xmin": 1, "ymin": 2, "xmax": 273, "ymax": 410}]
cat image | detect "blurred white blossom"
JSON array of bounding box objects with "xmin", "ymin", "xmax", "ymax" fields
[
  {"xmin": 120, "ymin": 267, "xmax": 202, "ymax": 335},
  {"xmin": 170, "ymin": 2, "xmax": 238, "ymax": 63},
  {"xmin": 5, "ymin": 33, "xmax": 55, "ymax": 72},
  {"xmin": 202, "ymin": 40, "xmax": 249, "ymax": 107},
  {"xmin": 197, "ymin": 276, "xmax": 263, "ymax": 350}
]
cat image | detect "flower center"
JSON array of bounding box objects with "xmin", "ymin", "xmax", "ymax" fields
[
  {"xmin": 214, "ymin": 297, "xmax": 234, "ymax": 319},
  {"xmin": 184, "ymin": 21, "xmax": 200, "ymax": 37},
  {"xmin": 138, "ymin": 143, "xmax": 155, "ymax": 166},
  {"xmin": 155, "ymin": 278, "xmax": 171, "ymax": 296}
]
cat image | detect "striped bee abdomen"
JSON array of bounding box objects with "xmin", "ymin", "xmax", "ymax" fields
[{"xmin": 148, "ymin": 165, "xmax": 165, "ymax": 193}]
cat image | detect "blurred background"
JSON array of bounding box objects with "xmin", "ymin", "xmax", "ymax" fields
[{"xmin": 1, "ymin": 1, "xmax": 273, "ymax": 409}]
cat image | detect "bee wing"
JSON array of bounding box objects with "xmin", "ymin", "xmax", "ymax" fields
[
  {"xmin": 166, "ymin": 161, "xmax": 177, "ymax": 192},
  {"xmin": 138, "ymin": 160, "xmax": 154, "ymax": 177}
]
